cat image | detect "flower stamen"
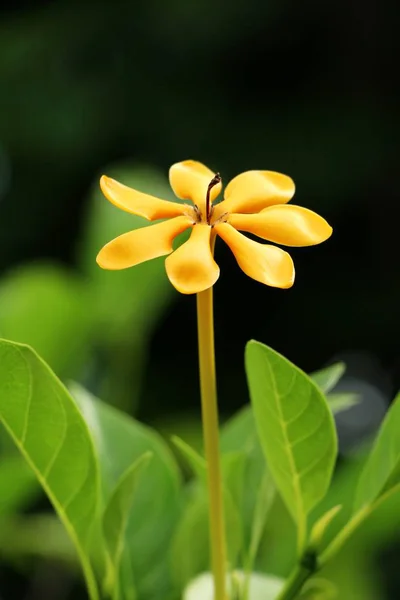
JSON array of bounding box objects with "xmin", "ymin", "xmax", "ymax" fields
[
  {"xmin": 184, "ymin": 203, "xmax": 201, "ymax": 224},
  {"xmin": 206, "ymin": 173, "xmax": 221, "ymax": 223},
  {"xmin": 211, "ymin": 211, "xmax": 229, "ymax": 227}
]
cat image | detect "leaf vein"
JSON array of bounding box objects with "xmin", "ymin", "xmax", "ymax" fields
[
  {"xmin": 264, "ymin": 359, "xmax": 305, "ymax": 525},
  {"xmin": 291, "ymin": 411, "xmax": 327, "ymax": 449},
  {"xmin": 284, "ymin": 391, "xmax": 312, "ymax": 427},
  {"xmin": 42, "ymin": 388, "xmax": 68, "ymax": 479},
  {"xmin": 298, "ymin": 440, "xmax": 332, "ymax": 480},
  {"xmin": 63, "ymin": 457, "xmax": 92, "ymax": 514}
]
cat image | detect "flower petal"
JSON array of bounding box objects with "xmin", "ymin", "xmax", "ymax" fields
[
  {"xmin": 215, "ymin": 223, "xmax": 294, "ymax": 288},
  {"xmin": 169, "ymin": 160, "xmax": 222, "ymax": 214},
  {"xmin": 165, "ymin": 224, "xmax": 220, "ymax": 294},
  {"xmin": 228, "ymin": 205, "xmax": 332, "ymax": 247},
  {"xmin": 100, "ymin": 175, "xmax": 186, "ymax": 220},
  {"xmin": 96, "ymin": 216, "xmax": 192, "ymax": 270},
  {"xmin": 213, "ymin": 170, "xmax": 295, "ymax": 218}
]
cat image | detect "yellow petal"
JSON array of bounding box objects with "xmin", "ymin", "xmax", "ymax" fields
[
  {"xmin": 169, "ymin": 160, "xmax": 222, "ymax": 215},
  {"xmin": 213, "ymin": 170, "xmax": 295, "ymax": 219},
  {"xmin": 165, "ymin": 224, "xmax": 220, "ymax": 294},
  {"xmin": 96, "ymin": 216, "xmax": 192, "ymax": 270},
  {"xmin": 215, "ymin": 223, "xmax": 294, "ymax": 289},
  {"xmin": 100, "ymin": 175, "xmax": 186, "ymax": 220},
  {"xmin": 229, "ymin": 205, "xmax": 332, "ymax": 247}
]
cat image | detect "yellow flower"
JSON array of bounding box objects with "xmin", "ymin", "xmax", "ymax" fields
[{"xmin": 96, "ymin": 160, "xmax": 332, "ymax": 294}]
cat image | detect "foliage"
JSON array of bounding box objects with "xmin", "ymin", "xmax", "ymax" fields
[{"xmin": 0, "ymin": 327, "xmax": 398, "ymax": 599}]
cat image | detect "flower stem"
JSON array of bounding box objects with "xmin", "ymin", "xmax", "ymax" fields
[
  {"xmin": 196, "ymin": 286, "xmax": 228, "ymax": 600},
  {"xmin": 275, "ymin": 563, "xmax": 315, "ymax": 600}
]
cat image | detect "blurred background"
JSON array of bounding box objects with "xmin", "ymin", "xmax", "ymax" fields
[{"xmin": 0, "ymin": 0, "xmax": 399, "ymax": 598}]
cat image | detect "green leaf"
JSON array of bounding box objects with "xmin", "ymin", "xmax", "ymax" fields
[
  {"xmin": 311, "ymin": 364, "xmax": 359, "ymax": 415},
  {"xmin": 171, "ymin": 435, "xmax": 247, "ymax": 532},
  {"xmin": 247, "ymin": 470, "xmax": 275, "ymax": 568},
  {"xmin": 0, "ymin": 455, "xmax": 38, "ymax": 515},
  {"xmin": 183, "ymin": 571, "xmax": 284, "ymax": 600},
  {"xmin": 170, "ymin": 493, "xmax": 210, "ymax": 589},
  {"xmin": 170, "ymin": 436, "xmax": 247, "ymax": 591},
  {"xmin": 320, "ymin": 481, "xmax": 400, "ymax": 567},
  {"xmin": 245, "ymin": 341, "xmax": 338, "ymax": 552},
  {"xmin": 309, "ymin": 505, "xmax": 342, "ymax": 550},
  {"xmin": 311, "ymin": 363, "xmax": 346, "ymax": 394},
  {"xmin": 0, "ymin": 264, "xmax": 92, "ymax": 378},
  {"xmin": 298, "ymin": 578, "xmax": 337, "ymax": 599},
  {"xmin": 0, "ymin": 340, "xmax": 100, "ymax": 600},
  {"xmin": 221, "ymin": 406, "xmax": 256, "ymax": 454},
  {"xmin": 327, "ymin": 393, "xmax": 360, "ymax": 415},
  {"xmin": 71, "ymin": 383, "xmax": 181, "ymax": 600},
  {"xmin": 102, "ymin": 453, "xmax": 152, "ymax": 600},
  {"xmin": 354, "ymin": 392, "xmax": 400, "ymax": 512},
  {"xmin": 221, "ymin": 406, "xmax": 275, "ymax": 566},
  {"xmin": 170, "ymin": 488, "xmax": 242, "ymax": 592},
  {"xmin": 171, "ymin": 435, "xmax": 207, "ymax": 481},
  {"xmin": 222, "ymin": 451, "xmax": 248, "ymax": 513}
]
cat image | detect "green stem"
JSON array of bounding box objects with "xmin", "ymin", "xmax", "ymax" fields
[
  {"xmin": 319, "ymin": 506, "xmax": 370, "ymax": 566},
  {"xmin": 278, "ymin": 505, "xmax": 372, "ymax": 600},
  {"xmin": 296, "ymin": 517, "xmax": 307, "ymax": 558},
  {"xmin": 276, "ymin": 563, "xmax": 315, "ymax": 600},
  {"xmin": 196, "ymin": 287, "xmax": 228, "ymax": 600}
]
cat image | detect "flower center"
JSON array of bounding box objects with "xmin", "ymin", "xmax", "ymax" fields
[
  {"xmin": 205, "ymin": 172, "xmax": 221, "ymax": 223},
  {"xmin": 185, "ymin": 173, "xmax": 229, "ymax": 226}
]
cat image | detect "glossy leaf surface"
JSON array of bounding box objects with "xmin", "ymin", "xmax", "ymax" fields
[
  {"xmin": 0, "ymin": 340, "xmax": 100, "ymax": 599},
  {"xmin": 245, "ymin": 341, "xmax": 337, "ymax": 550},
  {"xmin": 354, "ymin": 393, "xmax": 400, "ymax": 512}
]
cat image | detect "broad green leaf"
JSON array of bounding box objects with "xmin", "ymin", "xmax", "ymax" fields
[
  {"xmin": 0, "ymin": 264, "xmax": 92, "ymax": 377},
  {"xmin": 245, "ymin": 341, "xmax": 337, "ymax": 551},
  {"xmin": 103, "ymin": 453, "xmax": 152, "ymax": 600},
  {"xmin": 0, "ymin": 455, "xmax": 38, "ymax": 514},
  {"xmin": 311, "ymin": 362, "xmax": 346, "ymax": 394},
  {"xmin": 0, "ymin": 340, "xmax": 100, "ymax": 600},
  {"xmin": 71, "ymin": 384, "xmax": 181, "ymax": 600},
  {"xmin": 354, "ymin": 392, "xmax": 400, "ymax": 512},
  {"xmin": 327, "ymin": 393, "xmax": 360, "ymax": 415},
  {"xmin": 183, "ymin": 571, "xmax": 284, "ymax": 600}
]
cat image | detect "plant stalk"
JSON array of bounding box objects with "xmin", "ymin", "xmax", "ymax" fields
[
  {"xmin": 278, "ymin": 504, "xmax": 373, "ymax": 600},
  {"xmin": 196, "ymin": 286, "xmax": 227, "ymax": 600},
  {"xmin": 276, "ymin": 563, "xmax": 315, "ymax": 600}
]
